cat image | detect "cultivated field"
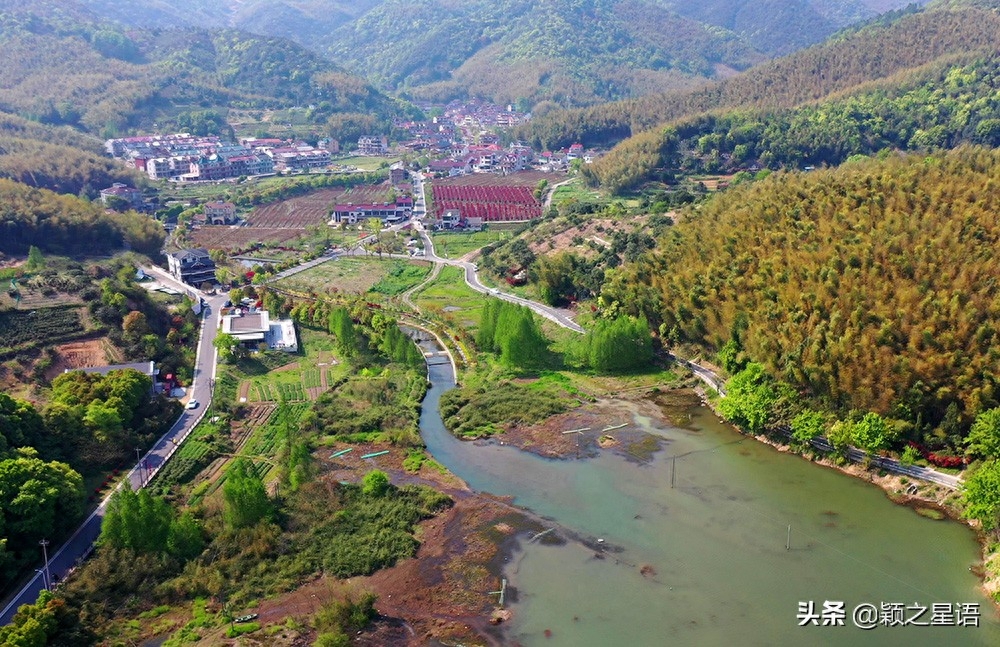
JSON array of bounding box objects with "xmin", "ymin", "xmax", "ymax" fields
[
  {"xmin": 187, "ymin": 226, "xmax": 307, "ymax": 251},
  {"xmin": 435, "ymin": 171, "xmax": 564, "ymax": 188},
  {"xmin": 245, "ymin": 185, "xmax": 396, "ymax": 229},
  {"xmin": 429, "ymin": 172, "xmax": 563, "ymax": 223},
  {"xmin": 273, "ymin": 257, "xmax": 429, "ymax": 296},
  {"xmin": 0, "ymin": 306, "xmax": 91, "ymax": 355},
  {"xmin": 188, "ymin": 184, "xmax": 401, "ymax": 252}
]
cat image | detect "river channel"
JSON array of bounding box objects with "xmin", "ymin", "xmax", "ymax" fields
[{"xmin": 416, "ymin": 346, "xmax": 1000, "ymax": 646}]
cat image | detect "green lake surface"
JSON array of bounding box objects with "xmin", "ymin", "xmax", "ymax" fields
[{"xmin": 417, "ymin": 354, "xmax": 1000, "ymax": 646}]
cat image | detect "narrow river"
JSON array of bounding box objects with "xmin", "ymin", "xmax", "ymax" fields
[{"xmin": 416, "ymin": 346, "xmax": 1000, "ymax": 646}]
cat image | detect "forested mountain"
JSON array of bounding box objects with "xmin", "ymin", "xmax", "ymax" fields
[
  {"xmin": 0, "ymin": 2, "xmax": 409, "ymax": 135},
  {"xmin": 75, "ymin": 0, "xmax": 381, "ymax": 46},
  {"xmin": 0, "ymin": 0, "xmax": 415, "ymax": 194},
  {"xmin": 520, "ymin": 3, "xmax": 1000, "ymax": 151},
  {"xmin": 601, "ymin": 147, "xmax": 1000, "ymax": 451},
  {"xmin": 69, "ymin": 0, "xmax": 924, "ymax": 108},
  {"xmin": 587, "ymin": 52, "xmax": 1000, "ymax": 192},
  {"xmin": 323, "ymin": 0, "xmax": 767, "ymax": 107},
  {"xmin": 663, "ymin": 0, "xmax": 931, "ymax": 56}
]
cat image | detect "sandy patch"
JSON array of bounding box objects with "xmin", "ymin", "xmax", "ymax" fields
[{"xmin": 45, "ymin": 338, "xmax": 108, "ymax": 380}]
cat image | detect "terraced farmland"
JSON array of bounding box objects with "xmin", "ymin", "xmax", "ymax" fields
[
  {"xmin": 246, "ymin": 185, "xmax": 397, "ymax": 229},
  {"xmin": 0, "ymin": 306, "xmax": 89, "ymax": 355}
]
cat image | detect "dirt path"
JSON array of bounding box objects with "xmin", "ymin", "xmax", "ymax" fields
[
  {"xmin": 401, "ymin": 258, "xmax": 442, "ymax": 314},
  {"xmin": 237, "ymin": 380, "xmax": 251, "ymax": 402}
]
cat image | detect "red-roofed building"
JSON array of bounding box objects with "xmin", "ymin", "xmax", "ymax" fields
[{"xmin": 329, "ymin": 196, "xmax": 413, "ymax": 225}]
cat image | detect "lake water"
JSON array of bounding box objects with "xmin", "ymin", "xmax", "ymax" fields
[{"xmin": 417, "ymin": 354, "xmax": 1000, "ymax": 646}]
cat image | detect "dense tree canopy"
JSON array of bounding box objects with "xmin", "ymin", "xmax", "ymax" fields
[
  {"xmin": 520, "ymin": 5, "xmax": 1000, "ymax": 151},
  {"xmin": 577, "ymin": 316, "xmax": 654, "ymax": 374},
  {"xmin": 0, "ymin": 179, "xmax": 163, "ymax": 256},
  {"xmin": 0, "ymin": 449, "xmax": 85, "ymax": 585},
  {"xmin": 477, "ymin": 299, "xmax": 548, "ymax": 370},
  {"xmin": 604, "ymin": 147, "xmax": 1000, "ymax": 452}
]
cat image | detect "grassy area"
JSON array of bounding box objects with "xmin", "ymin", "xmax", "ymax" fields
[
  {"xmin": 335, "ymin": 155, "xmax": 401, "ymax": 171},
  {"xmin": 274, "ymin": 257, "xmax": 426, "ymax": 295},
  {"xmin": 438, "ymin": 369, "xmax": 575, "ymax": 438},
  {"xmin": 369, "ymin": 260, "xmax": 432, "ymax": 296},
  {"xmin": 412, "ymin": 265, "xmax": 488, "ymax": 329},
  {"xmin": 430, "ymin": 230, "xmax": 513, "ymax": 260},
  {"xmin": 549, "ymin": 178, "xmax": 602, "ymax": 207}
]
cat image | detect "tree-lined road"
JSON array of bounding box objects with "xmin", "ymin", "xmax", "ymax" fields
[{"xmin": 0, "ymin": 270, "xmax": 225, "ymax": 625}]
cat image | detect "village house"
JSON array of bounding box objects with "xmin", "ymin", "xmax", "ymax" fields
[
  {"xmin": 357, "ymin": 135, "xmax": 388, "ymax": 156},
  {"xmin": 166, "ymin": 248, "xmax": 217, "ymax": 286},
  {"xmin": 203, "ymin": 201, "xmax": 237, "ymax": 225},
  {"xmin": 220, "ymin": 309, "xmax": 297, "ymax": 352},
  {"xmin": 428, "ymin": 158, "xmax": 473, "ymax": 177},
  {"xmin": 99, "ymin": 183, "xmax": 144, "ymax": 210},
  {"xmin": 329, "ymin": 195, "xmax": 413, "ymax": 226},
  {"xmin": 146, "ymin": 157, "xmax": 192, "ymax": 181},
  {"xmin": 438, "ymin": 209, "xmax": 461, "ymax": 229},
  {"xmin": 270, "ymin": 147, "xmax": 330, "ymax": 172}
]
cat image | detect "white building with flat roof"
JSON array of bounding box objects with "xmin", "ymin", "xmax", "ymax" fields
[{"xmin": 221, "ymin": 309, "xmax": 297, "ymax": 352}]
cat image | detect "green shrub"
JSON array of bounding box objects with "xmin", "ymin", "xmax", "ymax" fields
[{"xmin": 226, "ymin": 622, "xmax": 261, "ymax": 637}]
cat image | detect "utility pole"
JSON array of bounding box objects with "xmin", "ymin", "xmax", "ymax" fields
[
  {"xmin": 39, "ymin": 539, "xmax": 50, "ymax": 591},
  {"xmin": 136, "ymin": 447, "xmax": 144, "ymax": 487}
]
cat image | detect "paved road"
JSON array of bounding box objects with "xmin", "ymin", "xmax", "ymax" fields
[
  {"xmin": 267, "ymin": 250, "xmax": 339, "ymax": 282},
  {"xmin": 810, "ymin": 437, "xmax": 961, "ymax": 489},
  {"xmin": 0, "ymin": 270, "xmax": 226, "ymax": 625},
  {"xmin": 413, "ymin": 222, "xmax": 586, "ymax": 333}
]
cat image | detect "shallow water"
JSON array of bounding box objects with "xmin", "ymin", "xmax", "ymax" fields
[{"xmin": 417, "ymin": 357, "xmax": 1000, "ymax": 646}]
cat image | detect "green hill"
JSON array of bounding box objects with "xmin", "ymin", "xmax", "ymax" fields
[
  {"xmin": 547, "ymin": 5, "xmax": 1000, "ymax": 192},
  {"xmin": 520, "ymin": 3, "xmax": 1000, "ymax": 152},
  {"xmin": 586, "ymin": 52, "xmax": 1000, "ymax": 192},
  {"xmin": 0, "ymin": 1, "xmax": 415, "ymax": 195},
  {"xmin": 0, "ymin": 178, "xmax": 163, "ymax": 256},
  {"xmin": 67, "ymin": 0, "xmax": 926, "ymax": 108},
  {"xmin": 602, "ymin": 147, "xmax": 1000, "ymax": 451}
]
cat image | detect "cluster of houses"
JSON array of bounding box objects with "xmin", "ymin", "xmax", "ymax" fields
[
  {"xmin": 105, "ymin": 134, "xmax": 274, "ymax": 181},
  {"xmin": 441, "ymin": 99, "xmax": 530, "ymax": 130},
  {"xmin": 105, "ymin": 133, "xmax": 387, "ymax": 182}
]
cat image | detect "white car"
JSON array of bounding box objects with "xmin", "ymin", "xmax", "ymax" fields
[{"xmin": 186, "ymin": 399, "xmax": 199, "ymax": 410}]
